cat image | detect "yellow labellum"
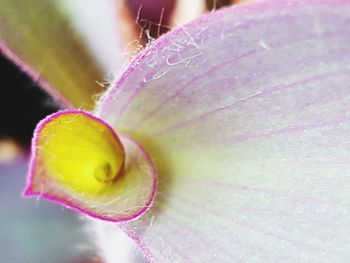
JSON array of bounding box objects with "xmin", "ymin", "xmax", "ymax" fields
[{"xmin": 38, "ymin": 112, "xmax": 125, "ymax": 196}]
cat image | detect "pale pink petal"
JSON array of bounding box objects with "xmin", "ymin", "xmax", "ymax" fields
[{"xmin": 97, "ymin": 1, "xmax": 350, "ymax": 261}]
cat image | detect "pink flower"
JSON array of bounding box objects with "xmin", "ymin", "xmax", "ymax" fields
[{"xmin": 2, "ymin": 0, "xmax": 350, "ymax": 262}]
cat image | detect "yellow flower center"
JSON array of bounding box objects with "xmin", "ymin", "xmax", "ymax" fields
[{"xmin": 38, "ymin": 112, "xmax": 125, "ymax": 196}]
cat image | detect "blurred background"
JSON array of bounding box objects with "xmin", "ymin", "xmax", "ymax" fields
[{"xmin": 0, "ymin": 0, "xmax": 246, "ymax": 262}]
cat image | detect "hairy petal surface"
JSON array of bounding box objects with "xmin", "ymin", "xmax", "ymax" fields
[
  {"xmin": 97, "ymin": 0, "xmax": 350, "ymax": 262},
  {"xmin": 0, "ymin": 0, "xmax": 103, "ymax": 108},
  {"xmin": 25, "ymin": 110, "xmax": 157, "ymax": 222}
]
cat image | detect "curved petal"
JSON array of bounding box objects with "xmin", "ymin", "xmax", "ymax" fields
[
  {"xmin": 0, "ymin": 0, "xmax": 103, "ymax": 108},
  {"xmin": 25, "ymin": 110, "xmax": 157, "ymax": 222},
  {"xmin": 97, "ymin": 0, "xmax": 350, "ymax": 262}
]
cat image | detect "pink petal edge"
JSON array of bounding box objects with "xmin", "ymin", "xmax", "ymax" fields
[
  {"xmin": 24, "ymin": 109, "xmax": 158, "ymax": 222},
  {"xmin": 97, "ymin": 0, "xmax": 350, "ymax": 114}
]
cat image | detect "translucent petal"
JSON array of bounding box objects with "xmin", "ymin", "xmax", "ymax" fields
[
  {"xmin": 97, "ymin": 1, "xmax": 350, "ymax": 261},
  {"xmin": 0, "ymin": 0, "xmax": 103, "ymax": 108},
  {"xmin": 25, "ymin": 110, "xmax": 157, "ymax": 222}
]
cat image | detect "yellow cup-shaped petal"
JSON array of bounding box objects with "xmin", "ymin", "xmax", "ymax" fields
[
  {"xmin": 25, "ymin": 110, "xmax": 157, "ymax": 222},
  {"xmin": 38, "ymin": 111, "xmax": 125, "ymax": 196}
]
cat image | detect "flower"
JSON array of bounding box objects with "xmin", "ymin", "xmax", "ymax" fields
[{"xmin": 2, "ymin": 0, "xmax": 350, "ymax": 262}]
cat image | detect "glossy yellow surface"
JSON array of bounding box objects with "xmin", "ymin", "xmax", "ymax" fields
[{"xmin": 38, "ymin": 112, "xmax": 125, "ymax": 196}]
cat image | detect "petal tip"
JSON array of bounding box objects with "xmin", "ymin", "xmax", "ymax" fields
[{"xmin": 22, "ymin": 187, "xmax": 33, "ymax": 197}]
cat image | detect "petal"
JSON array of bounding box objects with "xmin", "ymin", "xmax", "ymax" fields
[
  {"xmin": 0, "ymin": 0, "xmax": 103, "ymax": 108},
  {"xmin": 25, "ymin": 110, "xmax": 157, "ymax": 222},
  {"xmin": 92, "ymin": 219, "xmax": 147, "ymax": 263},
  {"xmin": 97, "ymin": 0, "xmax": 350, "ymax": 262}
]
